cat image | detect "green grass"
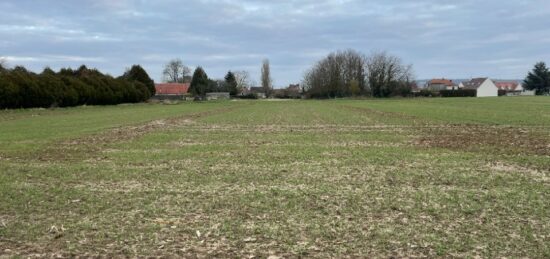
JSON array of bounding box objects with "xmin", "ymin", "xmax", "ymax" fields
[
  {"xmin": 344, "ymin": 97, "xmax": 550, "ymax": 125},
  {"xmin": 1, "ymin": 97, "xmax": 549, "ymax": 257}
]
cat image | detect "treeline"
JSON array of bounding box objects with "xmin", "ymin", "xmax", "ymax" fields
[
  {"xmin": 302, "ymin": 49, "xmax": 415, "ymax": 98},
  {"xmin": 0, "ymin": 64, "xmax": 155, "ymax": 109},
  {"xmin": 189, "ymin": 67, "xmax": 238, "ymax": 96}
]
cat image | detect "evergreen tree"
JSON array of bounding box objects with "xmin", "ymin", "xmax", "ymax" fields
[
  {"xmin": 0, "ymin": 64, "xmax": 152, "ymax": 109},
  {"xmin": 122, "ymin": 65, "xmax": 155, "ymax": 96},
  {"xmin": 224, "ymin": 71, "xmax": 238, "ymax": 96},
  {"xmin": 189, "ymin": 67, "xmax": 209, "ymax": 96},
  {"xmin": 524, "ymin": 62, "xmax": 550, "ymax": 95}
]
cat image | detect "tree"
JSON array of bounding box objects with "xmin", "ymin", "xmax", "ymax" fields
[
  {"xmin": 0, "ymin": 64, "xmax": 151, "ymax": 109},
  {"xmin": 366, "ymin": 51, "xmax": 414, "ymax": 98},
  {"xmin": 189, "ymin": 66, "xmax": 209, "ymax": 96},
  {"xmin": 224, "ymin": 71, "xmax": 238, "ymax": 96},
  {"xmin": 123, "ymin": 65, "xmax": 155, "ymax": 96},
  {"xmin": 233, "ymin": 70, "xmax": 250, "ymax": 94},
  {"xmin": 0, "ymin": 57, "xmax": 7, "ymax": 72},
  {"xmin": 524, "ymin": 62, "xmax": 550, "ymax": 95},
  {"xmin": 0, "ymin": 71, "xmax": 20, "ymax": 108},
  {"xmin": 350, "ymin": 79, "xmax": 360, "ymax": 96},
  {"xmin": 261, "ymin": 59, "xmax": 272, "ymax": 97},
  {"xmin": 302, "ymin": 49, "xmax": 367, "ymax": 98},
  {"xmin": 162, "ymin": 59, "xmax": 191, "ymax": 83}
]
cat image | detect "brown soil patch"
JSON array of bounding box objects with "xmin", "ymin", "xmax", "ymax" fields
[
  {"xmin": 339, "ymin": 104, "xmax": 426, "ymax": 123},
  {"xmin": 414, "ymin": 125, "xmax": 550, "ymax": 156}
]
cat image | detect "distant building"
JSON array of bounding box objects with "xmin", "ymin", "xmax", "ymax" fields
[
  {"xmin": 426, "ymin": 79, "xmax": 458, "ymax": 91},
  {"xmin": 495, "ymin": 81, "xmax": 523, "ymax": 91},
  {"xmin": 288, "ymin": 84, "xmax": 301, "ymax": 93},
  {"xmin": 154, "ymin": 83, "xmax": 190, "ymax": 100},
  {"xmin": 286, "ymin": 84, "xmax": 302, "ymax": 98},
  {"xmin": 495, "ymin": 81, "xmax": 524, "ymax": 96},
  {"xmin": 249, "ymin": 87, "xmax": 267, "ymax": 98},
  {"xmin": 460, "ymin": 78, "xmax": 498, "ymax": 97},
  {"xmin": 155, "ymin": 83, "xmax": 189, "ymax": 95},
  {"xmin": 206, "ymin": 92, "xmax": 230, "ymax": 100}
]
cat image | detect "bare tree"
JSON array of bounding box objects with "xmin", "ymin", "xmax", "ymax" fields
[
  {"xmin": 0, "ymin": 57, "xmax": 6, "ymax": 71},
  {"xmin": 234, "ymin": 70, "xmax": 251, "ymax": 94},
  {"xmin": 162, "ymin": 58, "xmax": 191, "ymax": 83},
  {"xmin": 366, "ymin": 51, "xmax": 414, "ymax": 97},
  {"xmin": 302, "ymin": 49, "xmax": 366, "ymax": 98},
  {"xmin": 261, "ymin": 59, "xmax": 272, "ymax": 97}
]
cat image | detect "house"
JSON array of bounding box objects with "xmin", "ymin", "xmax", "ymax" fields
[
  {"xmin": 288, "ymin": 84, "xmax": 302, "ymax": 97},
  {"xmin": 495, "ymin": 81, "xmax": 524, "ymax": 96},
  {"xmin": 249, "ymin": 87, "xmax": 267, "ymax": 98},
  {"xmin": 426, "ymin": 79, "xmax": 458, "ymax": 91},
  {"xmin": 288, "ymin": 84, "xmax": 301, "ymax": 93},
  {"xmin": 154, "ymin": 83, "xmax": 190, "ymax": 100},
  {"xmin": 460, "ymin": 78, "xmax": 498, "ymax": 97}
]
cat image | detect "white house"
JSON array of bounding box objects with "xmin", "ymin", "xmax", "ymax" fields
[{"xmin": 461, "ymin": 78, "xmax": 499, "ymax": 97}]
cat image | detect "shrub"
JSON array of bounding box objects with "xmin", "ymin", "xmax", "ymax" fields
[
  {"xmin": 0, "ymin": 64, "xmax": 153, "ymax": 109},
  {"xmin": 235, "ymin": 93, "xmax": 258, "ymax": 99},
  {"xmin": 413, "ymin": 89, "xmax": 439, "ymax": 97},
  {"xmin": 440, "ymin": 89, "xmax": 477, "ymax": 97}
]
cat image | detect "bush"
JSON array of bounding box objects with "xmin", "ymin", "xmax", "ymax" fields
[
  {"xmin": 235, "ymin": 93, "xmax": 258, "ymax": 99},
  {"xmin": 413, "ymin": 89, "xmax": 439, "ymax": 97},
  {"xmin": 273, "ymin": 89, "xmax": 301, "ymax": 99},
  {"xmin": 390, "ymin": 84, "xmax": 413, "ymax": 97},
  {"xmin": 440, "ymin": 89, "xmax": 477, "ymax": 97}
]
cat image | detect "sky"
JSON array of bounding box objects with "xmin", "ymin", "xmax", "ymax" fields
[{"xmin": 1, "ymin": 0, "xmax": 550, "ymax": 87}]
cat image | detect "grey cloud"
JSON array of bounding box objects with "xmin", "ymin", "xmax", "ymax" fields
[{"xmin": 1, "ymin": 0, "xmax": 549, "ymax": 85}]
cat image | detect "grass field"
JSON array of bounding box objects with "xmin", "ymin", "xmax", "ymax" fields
[{"xmin": 1, "ymin": 97, "xmax": 549, "ymax": 257}]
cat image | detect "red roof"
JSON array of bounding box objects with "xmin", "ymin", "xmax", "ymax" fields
[
  {"xmin": 428, "ymin": 79, "xmax": 455, "ymax": 87},
  {"xmin": 495, "ymin": 81, "xmax": 521, "ymax": 91},
  {"xmin": 155, "ymin": 83, "xmax": 189, "ymax": 95}
]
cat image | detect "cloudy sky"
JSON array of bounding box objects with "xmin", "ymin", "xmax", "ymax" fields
[{"xmin": 1, "ymin": 0, "xmax": 549, "ymax": 86}]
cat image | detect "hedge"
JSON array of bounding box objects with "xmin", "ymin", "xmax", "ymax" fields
[
  {"xmin": 440, "ymin": 89, "xmax": 477, "ymax": 97},
  {"xmin": 0, "ymin": 65, "xmax": 154, "ymax": 109}
]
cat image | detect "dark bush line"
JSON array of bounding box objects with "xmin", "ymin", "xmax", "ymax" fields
[
  {"xmin": 412, "ymin": 89, "xmax": 440, "ymax": 97},
  {"xmin": 440, "ymin": 89, "xmax": 477, "ymax": 97},
  {"xmin": 0, "ymin": 65, "xmax": 155, "ymax": 109},
  {"xmin": 234, "ymin": 93, "xmax": 259, "ymax": 99}
]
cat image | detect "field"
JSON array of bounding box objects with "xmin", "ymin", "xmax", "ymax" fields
[{"xmin": 1, "ymin": 97, "xmax": 549, "ymax": 257}]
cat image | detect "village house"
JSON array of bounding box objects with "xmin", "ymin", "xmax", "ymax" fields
[
  {"xmin": 459, "ymin": 78, "xmax": 498, "ymax": 97},
  {"xmin": 272, "ymin": 84, "xmax": 302, "ymax": 98},
  {"xmin": 154, "ymin": 83, "xmax": 190, "ymax": 100},
  {"xmin": 495, "ymin": 81, "xmax": 523, "ymax": 96},
  {"xmin": 426, "ymin": 79, "xmax": 458, "ymax": 91},
  {"xmin": 248, "ymin": 87, "xmax": 267, "ymax": 98}
]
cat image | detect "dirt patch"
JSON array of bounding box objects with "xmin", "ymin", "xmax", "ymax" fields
[
  {"xmin": 414, "ymin": 125, "xmax": 550, "ymax": 156},
  {"xmin": 339, "ymin": 104, "xmax": 426, "ymax": 123}
]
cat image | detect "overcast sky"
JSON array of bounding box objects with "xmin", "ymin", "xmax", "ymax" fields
[{"xmin": 1, "ymin": 0, "xmax": 550, "ymax": 86}]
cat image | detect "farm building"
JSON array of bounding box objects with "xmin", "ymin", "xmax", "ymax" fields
[
  {"xmin": 460, "ymin": 78, "xmax": 498, "ymax": 97},
  {"xmin": 154, "ymin": 83, "xmax": 190, "ymax": 100},
  {"xmin": 206, "ymin": 92, "xmax": 230, "ymax": 100}
]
